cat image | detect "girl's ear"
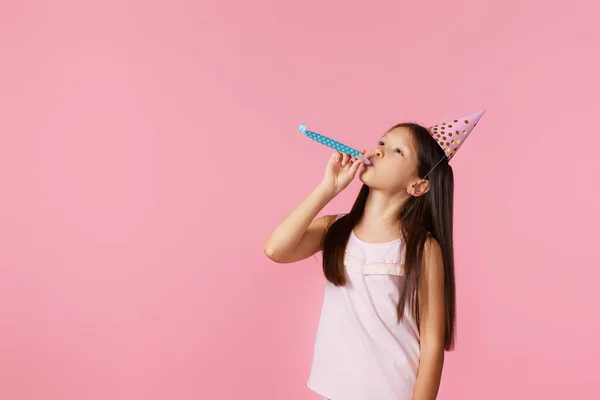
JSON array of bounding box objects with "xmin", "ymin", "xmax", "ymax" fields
[{"xmin": 408, "ymin": 180, "xmax": 430, "ymax": 197}]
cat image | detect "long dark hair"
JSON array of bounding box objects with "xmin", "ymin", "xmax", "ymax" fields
[{"xmin": 321, "ymin": 122, "xmax": 456, "ymax": 351}]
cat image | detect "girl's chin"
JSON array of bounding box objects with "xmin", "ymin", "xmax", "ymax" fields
[{"xmin": 358, "ymin": 170, "xmax": 370, "ymax": 184}]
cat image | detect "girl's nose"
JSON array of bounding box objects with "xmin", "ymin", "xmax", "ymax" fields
[{"xmin": 366, "ymin": 149, "xmax": 382, "ymax": 159}]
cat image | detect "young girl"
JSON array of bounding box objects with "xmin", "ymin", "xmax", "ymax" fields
[{"xmin": 264, "ymin": 111, "xmax": 485, "ymax": 400}]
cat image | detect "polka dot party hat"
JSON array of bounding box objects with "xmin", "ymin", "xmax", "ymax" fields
[{"xmin": 428, "ymin": 110, "xmax": 486, "ymax": 160}]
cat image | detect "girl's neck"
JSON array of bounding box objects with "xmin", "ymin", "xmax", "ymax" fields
[{"xmin": 359, "ymin": 189, "xmax": 409, "ymax": 234}]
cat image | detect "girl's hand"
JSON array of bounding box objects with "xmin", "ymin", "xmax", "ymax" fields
[{"xmin": 320, "ymin": 150, "xmax": 366, "ymax": 195}]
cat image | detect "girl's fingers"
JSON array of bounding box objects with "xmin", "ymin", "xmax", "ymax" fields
[
  {"xmin": 344, "ymin": 157, "xmax": 354, "ymax": 170},
  {"xmin": 341, "ymin": 152, "xmax": 351, "ymax": 166},
  {"xmin": 330, "ymin": 150, "xmax": 342, "ymax": 163},
  {"xmin": 348, "ymin": 158, "xmax": 364, "ymax": 176}
]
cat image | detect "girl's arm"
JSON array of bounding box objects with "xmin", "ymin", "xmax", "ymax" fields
[
  {"xmin": 263, "ymin": 183, "xmax": 337, "ymax": 263},
  {"xmin": 412, "ymin": 236, "xmax": 446, "ymax": 400}
]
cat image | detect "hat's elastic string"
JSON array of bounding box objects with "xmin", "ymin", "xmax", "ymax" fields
[{"xmin": 422, "ymin": 155, "xmax": 447, "ymax": 180}]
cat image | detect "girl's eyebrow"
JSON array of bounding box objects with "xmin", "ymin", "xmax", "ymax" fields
[
  {"xmin": 380, "ymin": 135, "xmax": 411, "ymax": 152},
  {"xmin": 381, "ymin": 133, "xmax": 414, "ymax": 155},
  {"xmin": 382, "ymin": 136, "xmax": 407, "ymax": 149}
]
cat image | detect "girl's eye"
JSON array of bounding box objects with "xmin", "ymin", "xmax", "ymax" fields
[
  {"xmin": 395, "ymin": 149, "xmax": 403, "ymax": 155},
  {"xmin": 378, "ymin": 141, "xmax": 384, "ymax": 146}
]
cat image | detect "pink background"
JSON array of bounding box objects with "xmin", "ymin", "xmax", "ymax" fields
[{"xmin": 1, "ymin": 0, "xmax": 599, "ymax": 399}]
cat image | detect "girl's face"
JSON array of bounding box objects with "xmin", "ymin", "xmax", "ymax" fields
[{"xmin": 359, "ymin": 126, "xmax": 422, "ymax": 194}]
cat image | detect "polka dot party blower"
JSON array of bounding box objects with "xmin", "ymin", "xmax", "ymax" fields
[{"xmin": 298, "ymin": 125, "xmax": 373, "ymax": 165}]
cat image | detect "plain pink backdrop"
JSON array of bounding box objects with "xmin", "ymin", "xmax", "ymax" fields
[{"xmin": 1, "ymin": 0, "xmax": 599, "ymax": 399}]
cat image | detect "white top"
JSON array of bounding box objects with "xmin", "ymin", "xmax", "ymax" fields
[{"xmin": 307, "ymin": 218, "xmax": 420, "ymax": 400}]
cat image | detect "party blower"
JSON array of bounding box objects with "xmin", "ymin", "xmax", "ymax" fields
[{"xmin": 298, "ymin": 125, "xmax": 372, "ymax": 166}]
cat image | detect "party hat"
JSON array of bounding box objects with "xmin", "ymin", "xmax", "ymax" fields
[{"xmin": 427, "ymin": 110, "xmax": 486, "ymax": 160}]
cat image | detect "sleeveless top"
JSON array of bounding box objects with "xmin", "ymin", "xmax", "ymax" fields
[{"xmin": 307, "ymin": 216, "xmax": 420, "ymax": 400}]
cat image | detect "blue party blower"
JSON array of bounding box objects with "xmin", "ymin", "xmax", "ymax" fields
[{"xmin": 298, "ymin": 125, "xmax": 372, "ymax": 165}]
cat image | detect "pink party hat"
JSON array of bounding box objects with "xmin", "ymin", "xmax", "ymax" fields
[{"xmin": 428, "ymin": 110, "xmax": 486, "ymax": 160}]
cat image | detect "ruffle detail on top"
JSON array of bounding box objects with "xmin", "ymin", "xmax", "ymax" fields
[{"xmin": 344, "ymin": 250, "xmax": 404, "ymax": 276}]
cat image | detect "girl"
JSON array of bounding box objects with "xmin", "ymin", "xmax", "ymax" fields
[{"xmin": 264, "ymin": 111, "xmax": 485, "ymax": 400}]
